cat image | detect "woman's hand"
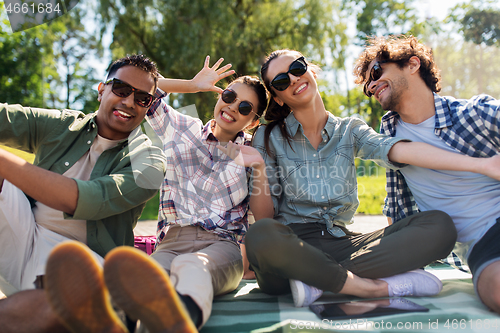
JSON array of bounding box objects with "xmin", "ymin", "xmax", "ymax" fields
[
  {"xmin": 217, "ymin": 141, "xmax": 264, "ymax": 169},
  {"xmin": 192, "ymin": 56, "xmax": 236, "ymax": 94}
]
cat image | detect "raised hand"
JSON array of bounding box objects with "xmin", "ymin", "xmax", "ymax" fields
[
  {"xmin": 217, "ymin": 141, "xmax": 264, "ymax": 169},
  {"xmin": 192, "ymin": 56, "xmax": 236, "ymax": 94}
]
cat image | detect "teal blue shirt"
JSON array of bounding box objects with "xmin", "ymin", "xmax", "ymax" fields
[
  {"xmin": 0, "ymin": 103, "xmax": 166, "ymax": 257},
  {"xmin": 252, "ymin": 112, "xmax": 405, "ymax": 233}
]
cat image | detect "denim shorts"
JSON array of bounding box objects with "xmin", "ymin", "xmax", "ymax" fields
[{"xmin": 468, "ymin": 217, "xmax": 500, "ymax": 292}]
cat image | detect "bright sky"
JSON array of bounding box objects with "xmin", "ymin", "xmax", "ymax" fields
[{"xmin": 418, "ymin": 0, "xmax": 467, "ymax": 20}]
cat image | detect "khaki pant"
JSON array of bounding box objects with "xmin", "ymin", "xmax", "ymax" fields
[
  {"xmin": 0, "ymin": 181, "xmax": 103, "ymax": 296},
  {"xmin": 151, "ymin": 226, "xmax": 243, "ymax": 326},
  {"xmin": 245, "ymin": 210, "xmax": 456, "ymax": 295}
]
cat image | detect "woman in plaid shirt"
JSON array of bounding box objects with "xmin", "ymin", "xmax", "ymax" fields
[
  {"xmin": 97, "ymin": 57, "xmax": 270, "ymax": 332},
  {"xmin": 244, "ymin": 49, "xmax": 500, "ymax": 309}
]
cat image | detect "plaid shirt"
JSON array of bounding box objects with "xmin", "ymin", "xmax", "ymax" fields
[
  {"xmin": 381, "ymin": 93, "xmax": 500, "ymax": 222},
  {"xmin": 252, "ymin": 111, "xmax": 404, "ymax": 236},
  {"xmin": 146, "ymin": 94, "xmax": 252, "ymax": 244}
]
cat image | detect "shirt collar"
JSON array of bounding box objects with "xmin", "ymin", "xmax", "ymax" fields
[
  {"xmin": 380, "ymin": 93, "xmax": 453, "ymax": 134},
  {"xmin": 284, "ymin": 111, "xmax": 336, "ymax": 138},
  {"xmin": 433, "ymin": 92, "xmax": 453, "ymax": 129},
  {"xmin": 202, "ymin": 120, "xmax": 247, "ymax": 144}
]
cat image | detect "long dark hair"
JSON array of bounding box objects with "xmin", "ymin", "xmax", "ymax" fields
[{"xmin": 260, "ymin": 49, "xmax": 319, "ymax": 156}]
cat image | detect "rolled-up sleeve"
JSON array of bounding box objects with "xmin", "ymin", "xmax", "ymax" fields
[{"xmin": 350, "ymin": 118, "xmax": 409, "ymax": 170}]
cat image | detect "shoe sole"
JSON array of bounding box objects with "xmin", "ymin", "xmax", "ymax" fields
[
  {"xmin": 44, "ymin": 241, "xmax": 128, "ymax": 333},
  {"xmin": 104, "ymin": 246, "xmax": 198, "ymax": 333},
  {"xmin": 289, "ymin": 280, "xmax": 305, "ymax": 307}
]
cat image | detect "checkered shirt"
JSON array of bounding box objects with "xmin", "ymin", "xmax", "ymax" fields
[
  {"xmin": 380, "ymin": 93, "xmax": 500, "ymax": 270},
  {"xmin": 380, "ymin": 93, "xmax": 500, "ymax": 222},
  {"xmin": 146, "ymin": 94, "xmax": 252, "ymax": 244}
]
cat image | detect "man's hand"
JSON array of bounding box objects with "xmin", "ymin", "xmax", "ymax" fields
[
  {"xmin": 217, "ymin": 141, "xmax": 264, "ymax": 169},
  {"xmin": 192, "ymin": 56, "xmax": 235, "ymax": 94}
]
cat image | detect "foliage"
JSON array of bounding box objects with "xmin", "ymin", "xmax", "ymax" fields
[
  {"xmin": 448, "ymin": 0, "xmax": 500, "ymax": 47},
  {"xmin": 342, "ymin": 0, "xmax": 426, "ymax": 43},
  {"xmin": 431, "ymin": 1, "xmax": 500, "ymax": 98},
  {"xmin": 338, "ymin": 0, "xmax": 431, "ymax": 129},
  {"xmin": 96, "ymin": 0, "xmax": 350, "ymax": 121},
  {"xmin": 49, "ymin": 5, "xmax": 102, "ymax": 112},
  {"xmin": 0, "ymin": 1, "xmax": 101, "ymax": 112},
  {"xmin": 0, "ymin": 3, "xmax": 58, "ymax": 108}
]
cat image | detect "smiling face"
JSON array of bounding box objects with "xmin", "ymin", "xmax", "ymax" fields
[
  {"xmin": 96, "ymin": 65, "xmax": 156, "ymax": 140},
  {"xmin": 365, "ymin": 59, "xmax": 409, "ymax": 112},
  {"xmin": 212, "ymin": 82, "xmax": 260, "ymax": 143},
  {"xmin": 265, "ymin": 53, "xmax": 318, "ymax": 110}
]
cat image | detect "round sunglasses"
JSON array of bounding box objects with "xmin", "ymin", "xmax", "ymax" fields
[
  {"xmin": 363, "ymin": 61, "xmax": 387, "ymax": 97},
  {"xmin": 270, "ymin": 56, "xmax": 308, "ymax": 91},
  {"xmin": 221, "ymin": 89, "xmax": 256, "ymax": 116},
  {"xmin": 105, "ymin": 78, "xmax": 156, "ymax": 107}
]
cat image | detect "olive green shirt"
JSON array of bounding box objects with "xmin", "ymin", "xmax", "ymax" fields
[{"xmin": 0, "ymin": 103, "xmax": 166, "ymax": 257}]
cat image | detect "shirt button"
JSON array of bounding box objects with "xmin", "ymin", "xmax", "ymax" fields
[
  {"xmin": 64, "ymin": 162, "xmax": 69, "ymax": 166},
  {"xmin": 313, "ymin": 154, "xmax": 317, "ymax": 157},
  {"xmin": 324, "ymin": 139, "xmax": 327, "ymax": 142},
  {"xmin": 316, "ymin": 175, "xmax": 320, "ymax": 178},
  {"xmin": 322, "ymin": 196, "xmax": 325, "ymax": 199},
  {"xmin": 323, "ymin": 207, "xmax": 328, "ymax": 210},
  {"xmin": 87, "ymin": 140, "xmax": 92, "ymax": 144}
]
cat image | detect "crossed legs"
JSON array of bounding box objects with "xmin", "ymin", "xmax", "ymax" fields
[{"xmin": 245, "ymin": 211, "xmax": 456, "ymax": 298}]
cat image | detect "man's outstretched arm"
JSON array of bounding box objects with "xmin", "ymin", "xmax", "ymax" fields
[{"xmin": 0, "ymin": 148, "xmax": 78, "ymax": 215}]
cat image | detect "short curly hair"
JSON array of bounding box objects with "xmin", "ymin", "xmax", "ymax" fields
[{"xmin": 353, "ymin": 35, "xmax": 441, "ymax": 93}]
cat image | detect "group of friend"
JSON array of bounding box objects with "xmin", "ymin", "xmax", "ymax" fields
[{"xmin": 0, "ymin": 35, "xmax": 499, "ymax": 333}]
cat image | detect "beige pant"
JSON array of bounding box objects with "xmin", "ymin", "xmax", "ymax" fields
[
  {"xmin": 0, "ymin": 181, "xmax": 103, "ymax": 296},
  {"xmin": 151, "ymin": 226, "xmax": 243, "ymax": 326}
]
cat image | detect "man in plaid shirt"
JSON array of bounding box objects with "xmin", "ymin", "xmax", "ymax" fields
[{"xmin": 353, "ymin": 35, "xmax": 500, "ymax": 314}]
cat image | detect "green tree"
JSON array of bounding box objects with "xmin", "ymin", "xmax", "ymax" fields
[
  {"xmin": 49, "ymin": 6, "xmax": 102, "ymax": 112},
  {"xmin": 448, "ymin": 0, "xmax": 500, "ymax": 47},
  {"xmin": 337, "ymin": 0, "xmax": 429, "ymax": 129},
  {"xmin": 0, "ymin": 2, "xmax": 100, "ymax": 112},
  {"xmin": 433, "ymin": 0, "xmax": 500, "ymax": 98},
  {"xmin": 0, "ymin": 2, "xmax": 56, "ymax": 107},
  {"xmin": 96, "ymin": 0, "xmax": 348, "ymax": 121},
  {"xmin": 342, "ymin": 0, "xmax": 425, "ymax": 43}
]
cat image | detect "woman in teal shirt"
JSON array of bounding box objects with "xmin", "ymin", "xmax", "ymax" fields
[{"xmin": 244, "ymin": 49, "xmax": 500, "ymax": 307}]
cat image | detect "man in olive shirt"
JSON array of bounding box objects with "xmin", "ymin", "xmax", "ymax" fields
[{"xmin": 0, "ymin": 55, "xmax": 165, "ymax": 332}]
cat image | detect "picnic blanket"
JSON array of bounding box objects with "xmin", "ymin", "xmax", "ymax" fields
[{"xmin": 201, "ymin": 262, "xmax": 500, "ymax": 333}]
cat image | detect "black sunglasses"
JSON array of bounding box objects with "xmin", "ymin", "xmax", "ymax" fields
[
  {"xmin": 270, "ymin": 56, "xmax": 308, "ymax": 91},
  {"xmin": 363, "ymin": 61, "xmax": 387, "ymax": 97},
  {"xmin": 221, "ymin": 89, "xmax": 256, "ymax": 116},
  {"xmin": 105, "ymin": 78, "xmax": 155, "ymax": 107}
]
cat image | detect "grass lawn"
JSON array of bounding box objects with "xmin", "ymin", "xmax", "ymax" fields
[
  {"xmin": 357, "ymin": 174, "xmax": 387, "ymax": 215},
  {"xmin": 1, "ymin": 146, "xmax": 388, "ymax": 219},
  {"xmin": 0, "ymin": 145, "xmax": 35, "ymax": 163}
]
